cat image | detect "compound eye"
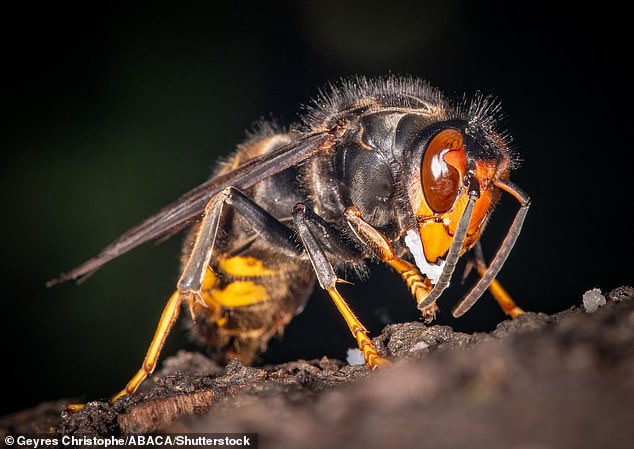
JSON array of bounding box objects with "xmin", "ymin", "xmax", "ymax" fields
[{"xmin": 422, "ymin": 129, "xmax": 466, "ymax": 213}]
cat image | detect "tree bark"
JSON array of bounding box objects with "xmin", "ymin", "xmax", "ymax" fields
[{"xmin": 2, "ymin": 286, "xmax": 633, "ymax": 449}]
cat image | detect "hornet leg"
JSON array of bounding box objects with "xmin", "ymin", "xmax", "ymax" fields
[
  {"xmin": 343, "ymin": 206, "xmax": 438, "ymax": 322},
  {"xmin": 292, "ymin": 203, "xmax": 389, "ymax": 369},
  {"xmin": 81, "ymin": 187, "xmax": 301, "ymax": 409},
  {"xmin": 470, "ymin": 242, "xmax": 524, "ymax": 318}
]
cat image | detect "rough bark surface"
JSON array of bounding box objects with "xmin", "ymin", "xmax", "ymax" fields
[{"xmin": 2, "ymin": 286, "xmax": 633, "ymax": 449}]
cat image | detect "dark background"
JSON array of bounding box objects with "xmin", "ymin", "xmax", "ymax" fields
[{"xmin": 1, "ymin": 1, "xmax": 631, "ymax": 415}]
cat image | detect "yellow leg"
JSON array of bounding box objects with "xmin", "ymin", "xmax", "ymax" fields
[
  {"xmin": 110, "ymin": 290, "xmax": 184, "ymax": 402},
  {"xmin": 472, "ymin": 264, "xmax": 523, "ymax": 317},
  {"xmin": 327, "ymin": 287, "xmax": 390, "ymax": 369},
  {"xmin": 483, "ymin": 275, "xmax": 524, "ymax": 318},
  {"xmin": 489, "ymin": 279, "xmax": 524, "ymax": 318},
  {"xmin": 66, "ymin": 290, "xmax": 184, "ymax": 413},
  {"xmin": 344, "ymin": 206, "xmax": 437, "ymax": 320},
  {"xmin": 385, "ymin": 258, "xmax": 437, "ymax": 322}
]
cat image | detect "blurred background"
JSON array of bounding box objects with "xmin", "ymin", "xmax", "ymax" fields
[{"xmin": 1, "ymin": 1, "xmax": 631, "ymax": 415}]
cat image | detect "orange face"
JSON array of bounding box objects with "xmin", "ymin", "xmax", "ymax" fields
[{"xmin": 410, "ymin": 128, "xmax": 509, "ymax": 264}]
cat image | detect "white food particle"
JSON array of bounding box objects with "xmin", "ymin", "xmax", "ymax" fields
[
  {"xmin": 582, "ymin": 288, "xmax": 606, "ymax": 313},
  {"xmin": 404, "ymin": 229, "xmax": 445, "ymax": 284},
  {"xmin": 409, "ymin": 341, "xmax": 430, "ymax": 353},
  {"xmin": 346, "ymin": 348, "xmax": 365, "ymax": 366}
]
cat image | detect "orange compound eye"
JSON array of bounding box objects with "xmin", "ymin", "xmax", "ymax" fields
[{"xmin": 421, "ymin": 129, "xmax": 466, "ymax": 213}]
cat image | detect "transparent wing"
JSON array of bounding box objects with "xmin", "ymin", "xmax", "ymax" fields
[{"xmin": 48, "ymin": 130, "xmax": 339, "ymax": 286}]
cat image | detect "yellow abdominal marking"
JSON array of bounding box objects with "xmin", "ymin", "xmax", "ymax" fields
[
  {"xmin": 202, "ymin": 267, "xmax": 217, "ymax": 291},
  {"xmin": 200, "ymin": 257, "xmax": 272, "ymax": 308},
  {"xmin": 219, "ymin": 256, "xmax": 276, "ymax": 277},
  {"xmin": 211, "ymin": 281, "xmax": 269, "ymax": 307}
]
